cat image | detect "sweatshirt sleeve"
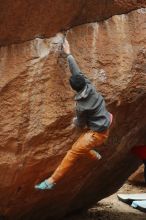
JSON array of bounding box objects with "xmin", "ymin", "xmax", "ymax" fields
[
  {"xmin": 67, "ymin": 55, "xmax": 81, "ymax": 76},
  {"xmin": 75, "ymin": 110, "xmax": 87, "ymax": 128},
  {"xmin": 67, "ymin": 55, "xmax": 91, "ymax": 84}
]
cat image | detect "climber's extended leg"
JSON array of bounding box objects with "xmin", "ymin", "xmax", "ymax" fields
[{"xmin": 35, "ymin": 129, "xmax": 109, "ymax": 190}]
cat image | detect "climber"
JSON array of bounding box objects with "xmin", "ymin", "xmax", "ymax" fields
[
  {"xmin": 131, "ymin": 145, "xmax": 146, "ymax": 184},
  {"xmin": 35, "ymin": 38, "xmax": 113, "ymax": 190}
]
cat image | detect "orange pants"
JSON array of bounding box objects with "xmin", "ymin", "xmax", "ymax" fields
[{"xmin": 51, "ymin": 129, "xmax": 109, "ymax": 183}]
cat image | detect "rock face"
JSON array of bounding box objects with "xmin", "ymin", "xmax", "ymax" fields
[
  {"xmin": 0, "ymin": 1, "xmax": 146, "ymax": 219},
  {"xmin": 129, "ymin": 165, "xmax": 145, "ymax": 184},
  {"xmin": 0, "ymin": 0, "xmax": 146, "ymax": 46}
]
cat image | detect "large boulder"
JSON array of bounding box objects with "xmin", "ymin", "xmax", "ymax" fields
[
  {"xmin": 0, "ymin": 0, "xmax": 145, "ymax": 46},
  {"xmin": 0, "ymin": 1, "xmax": 146, "ymax": 219}
]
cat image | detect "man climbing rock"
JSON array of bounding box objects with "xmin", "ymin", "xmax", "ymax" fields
[{"xmin": 35, "ymin": 38, "xmax": 113, "ymax": 190}]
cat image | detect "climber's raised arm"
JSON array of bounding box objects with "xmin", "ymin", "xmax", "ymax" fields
[
  {"xmin": 67, "ymin": 55, "xmax": 81, "ymax": 76},
  {"xmin": 63, "ymin": 39, "xmax": 81, "ymax": 76},
  {"xmin": 63, "ymin": 38, "xmax": 91, "ymax": 85}
]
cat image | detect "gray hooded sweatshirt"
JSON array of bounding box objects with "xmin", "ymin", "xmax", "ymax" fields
[{"xmin": 67, "ymin": 55, "xmax": 111, "ymax": 132}]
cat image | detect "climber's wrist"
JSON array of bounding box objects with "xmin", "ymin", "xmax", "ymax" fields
[{"xmin": 66, "ymin": 53, "xmax": 71, "ymax": 57}]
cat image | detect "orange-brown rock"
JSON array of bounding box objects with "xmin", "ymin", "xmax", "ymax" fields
[
  {"xmin": 0, "ymin": 0, "xmax": 145, "ymax": 46},
  {"xmin": 0, "ymin": 3, "xmax": 146, "ymax": 220},
  {"xmin": 129, "ymin": 165, "xmax": 145, "ymax": 184}
]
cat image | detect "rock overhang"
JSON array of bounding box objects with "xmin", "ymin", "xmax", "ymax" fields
[{"xmin": 0, "ymin": 0, "xmax": 146, "ymax": 46}]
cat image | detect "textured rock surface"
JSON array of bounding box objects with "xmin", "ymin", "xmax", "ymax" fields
[
  {"xmin": 0, "ymin": 2, "xmax": 146, "ymax": 220},
  {"xmin": 129, "ymin": 165, "xmax": 145, "ymax": 184},
  {"xmin": 0, "ymin": 0, "xmax": 146, "ymax": 46}
]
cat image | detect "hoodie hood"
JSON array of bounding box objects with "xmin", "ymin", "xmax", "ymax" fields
[{"xmin": 75, "ymin": 84, "xmax": 95, "ymax": 101}]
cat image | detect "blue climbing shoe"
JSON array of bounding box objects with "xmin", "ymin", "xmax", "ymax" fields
[{"xmin": 35, "ymin": 180, "xmax": 55, "ymax": 190}]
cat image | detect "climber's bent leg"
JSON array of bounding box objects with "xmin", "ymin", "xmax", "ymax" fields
[
  {"xmin": 51, "ymin": 129, "xmax": 109, "ymax": 183},
  {"xmin": 35, "ymin": 129, "xmax": 109, "ymax": 190},
  {"xmin": 86, "ymin": 130, "xmax": 109, "ymax": 160}
]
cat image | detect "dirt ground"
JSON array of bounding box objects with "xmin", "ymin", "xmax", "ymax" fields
[{"xmin": 65, "ymin": 181, "xmax": 146, "ymax": 220}]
